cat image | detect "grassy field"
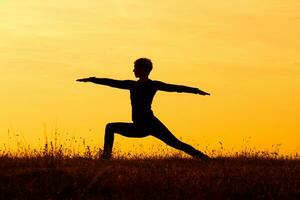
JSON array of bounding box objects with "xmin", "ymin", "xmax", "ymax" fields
[{"xmin": 0, "ymin": 151, "xmax": 299, "ymax": 200}]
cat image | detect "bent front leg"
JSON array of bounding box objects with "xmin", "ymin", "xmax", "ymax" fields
[
  {"xmin": 102, "ymin": 123, "xmax": 115, "ymax": 159},
  {"xmin": 102, "ymin": 122, "xmax": 149, "ymax": 159}
]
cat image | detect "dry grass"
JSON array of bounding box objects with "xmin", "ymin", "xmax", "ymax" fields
[
  {"xmin": 1, "ymin": 131, "xmax": 299, "ymax": 199},
  {"xmin": 0, "ymin": 147, "xmax": 299, "ymax": 200}
]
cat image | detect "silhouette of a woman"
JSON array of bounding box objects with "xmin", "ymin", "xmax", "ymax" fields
[{"xmin": 77, "ymin": 58, "xmax": 210, "ymax": 159}]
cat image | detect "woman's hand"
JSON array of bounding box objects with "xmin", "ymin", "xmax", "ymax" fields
[
  {"xmin": 196, "ymin": 89, "xmax": 210, "ymax": 95},
  {"xmin": 76, "ymin": 77, "xmax": 96, "ymax": 82}
]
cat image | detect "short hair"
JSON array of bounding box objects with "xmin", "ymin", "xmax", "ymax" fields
[{"xmin": 134, "ymin": 58, "xmax": 153, "ymax": 75}]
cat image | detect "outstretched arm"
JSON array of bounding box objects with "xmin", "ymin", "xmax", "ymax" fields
[
  {"xmin": 76, "ymin": 77, "xmax": 133, "ymax": 90},
  {"xmin": 155, "ymin": 81, "xmax": 210, "ymax": 95}
]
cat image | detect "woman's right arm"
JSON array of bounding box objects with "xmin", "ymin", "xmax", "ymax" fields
[{"xmin": 76, "ymin": 77, "xmax": 133, "ymax": 90}]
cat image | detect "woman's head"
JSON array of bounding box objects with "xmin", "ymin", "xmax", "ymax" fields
[{"xmin": 133, "ymin": 58, "xmax": 153, "ymax": 78}]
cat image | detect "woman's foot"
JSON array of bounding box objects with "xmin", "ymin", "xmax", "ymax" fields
[
  {"xmin": 193, "ymin": 152, "xmax": 211, "ymax": 161},
  {"xmin": 100, "ymin": 152, "xmax": 112, "ymax": 160}
]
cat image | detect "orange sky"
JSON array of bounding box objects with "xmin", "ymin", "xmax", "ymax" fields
[{"xmin": 1, "ymin": 0, "xmax": 299, "ymax": 155}]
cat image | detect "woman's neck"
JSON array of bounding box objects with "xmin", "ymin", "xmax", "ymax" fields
[{"xmin": 138, "ymin": 77, "xmax": 149, "ymax": 82}]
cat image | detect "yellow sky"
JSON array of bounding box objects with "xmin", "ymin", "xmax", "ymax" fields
[{"xmin": 1, "ymin": 0, "xmax": 300, "ymax": 155}]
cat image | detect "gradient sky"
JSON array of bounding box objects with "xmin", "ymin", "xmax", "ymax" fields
[{"xmin": 1, "ymin": 0, "xmax": 299, "ymax": 155}]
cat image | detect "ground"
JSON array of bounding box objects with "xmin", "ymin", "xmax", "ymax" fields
[{"xmin": 0, "ymin": 154, "xmax": 299, "ymax": 199}]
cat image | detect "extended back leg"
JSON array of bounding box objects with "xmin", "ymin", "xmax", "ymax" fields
[{"xmin": 150, "ymin": 118, "xmax": 209, "ymax": 159}]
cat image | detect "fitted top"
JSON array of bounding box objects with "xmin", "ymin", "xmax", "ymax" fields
[{"xmin": 91, "ymin": 78, "xmax": 201, "ymax": 122}]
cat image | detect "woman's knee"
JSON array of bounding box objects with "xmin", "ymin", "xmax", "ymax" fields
[{"xmin": 105, "ymin": 123, "xmax": 116, "ymax": 133}]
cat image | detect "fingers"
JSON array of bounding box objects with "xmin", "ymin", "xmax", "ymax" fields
[
  {"xmin": 197, "ymin": 91, "xmax": 210, "ymax": 96},
  {"xmin": 76, "ymin": 77, "xmax": 96, "ymax": 82},
  {"xmin": 76, "ymin": 78, "xmax": 89, "ymax": 82}
]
